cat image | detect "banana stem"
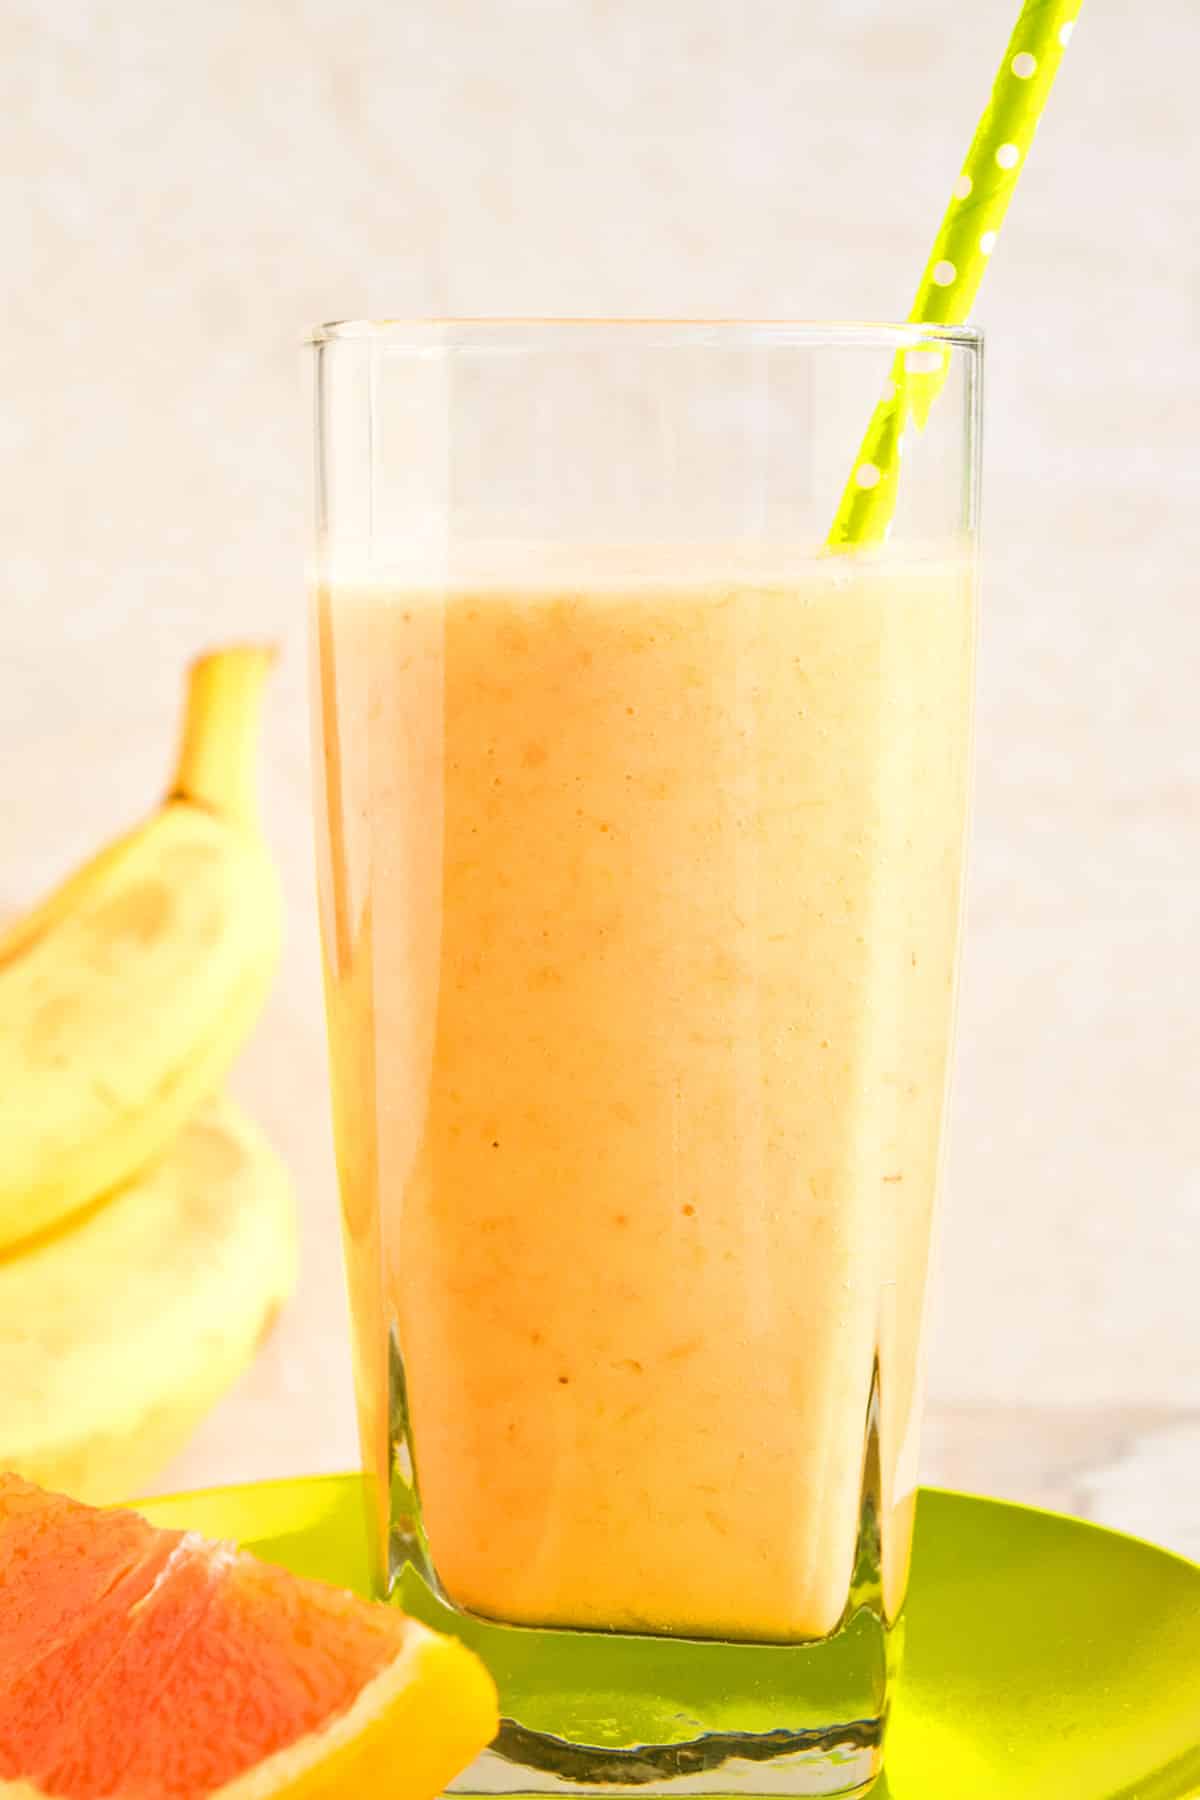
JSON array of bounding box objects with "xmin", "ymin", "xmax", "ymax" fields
[{"xmin": 170, "ymin": 647, "xmax": 277, "ymax": 830}]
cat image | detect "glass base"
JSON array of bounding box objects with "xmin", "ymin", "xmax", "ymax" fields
[
  {"xmin": 453, "ymin": 1729, "xmax": 880, "ymax": 1797},
  {"xmin": 394, "ymin": 1555, "xmax": 893, "ymax": 1798},
  {"xmin": 386, "ymin": 1343, "xmax": 895, "ymax": 1798}
]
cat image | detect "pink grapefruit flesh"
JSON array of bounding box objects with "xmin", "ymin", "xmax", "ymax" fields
[{"xmin": 0, "ymin": 1474, "xmax": 498, "ymax": 1800}]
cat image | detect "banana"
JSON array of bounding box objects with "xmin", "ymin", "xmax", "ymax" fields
[
  {"xmin": 0, "ymin": 1097, "xmax": 297, "ymax": 1503},
  {"xmin": 0, "ymin": 648, "xmax": 282, "ymax": 1251}
]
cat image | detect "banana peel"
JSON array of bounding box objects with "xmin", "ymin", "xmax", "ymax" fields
[
  {"xmin": 0, "ymin": 1097, "xmax": 298, "ymax": 1504},
  {"xmin": 0, "ymin": 648, "xmax": 283, "ymax": 1251}
]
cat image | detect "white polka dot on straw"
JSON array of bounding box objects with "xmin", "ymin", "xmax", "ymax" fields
[
  {"xmin": 1059, "ymin": 20, "xmax": 1074, "ymax": 45},
  {"xmin": 995, "ymin": 142, "xmax": 1021, "ymax": 169},
  {"xmin": 932, "ymin": 260, "xmax": 957, "ymax": 286},
  {"xmin": 1011, "ymin": 52, "xmax": 1037, "ymax": 78},
  {"xmin": 854, "ymin": 463, "xmax": 881, "ymax": 490},
  {"xmin": 953, "ymin": 174, "xmax": 973, "ymax": 199},
  {"xmin": 979, "ymin": 230, "xmax": 997, "ymax": 255}
]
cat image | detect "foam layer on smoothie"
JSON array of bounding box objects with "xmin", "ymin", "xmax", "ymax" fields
[{"xmin": 316, "ymin": 548, "xmax": 974, "ymax": 1642}]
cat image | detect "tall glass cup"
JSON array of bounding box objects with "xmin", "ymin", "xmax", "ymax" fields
[{"xmin": 310, "ymin": 320, "xmax": 980, "ymax": 1799}]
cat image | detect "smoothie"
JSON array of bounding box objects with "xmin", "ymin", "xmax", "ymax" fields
[{"xmin": 315, "ymin": 549, "xmax": 974, "ymax": 1645}]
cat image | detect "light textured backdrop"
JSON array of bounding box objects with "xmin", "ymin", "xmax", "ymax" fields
[{"xmin": 3, "ymin": 0, "xmax": 1197, "ymax": 1552}]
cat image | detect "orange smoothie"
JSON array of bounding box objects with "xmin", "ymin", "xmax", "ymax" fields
[{"xmin": 315, "ymin": 550, "xmax": 974, "ymax": 1644}]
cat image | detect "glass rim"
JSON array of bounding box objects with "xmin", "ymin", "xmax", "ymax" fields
[{"xmin": 309, "ymin": 316, "xmax": 984, "ymax": 351}]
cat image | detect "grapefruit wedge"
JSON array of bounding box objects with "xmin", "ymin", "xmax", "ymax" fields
[{"xmin": 0, "ymin": 1474, "xmax": 498, "ymax": 1799}]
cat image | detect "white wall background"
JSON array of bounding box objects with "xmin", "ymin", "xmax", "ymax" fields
[{"xmin": 3, "ymin": 0, "xmax": 1197, "ymax": 1510}]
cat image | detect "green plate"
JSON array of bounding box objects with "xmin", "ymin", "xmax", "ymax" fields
[{"xmin": 139, "ymin": 1477, "xmax": 1200, "ymax": 1799}]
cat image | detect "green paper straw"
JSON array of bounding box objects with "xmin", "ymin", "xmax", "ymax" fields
[{"xmin": 828, "ymin": 0, "xmax": 1083, "ymax": 550}]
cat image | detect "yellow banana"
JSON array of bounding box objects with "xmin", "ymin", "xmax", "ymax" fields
[
  {"xmin": 0, "ymin": 648, "xmax": 282, "ymax": 1250},
  {"xmin": 0, "ymin": 1097, "xmax": 297, "ymax": 1502}
]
